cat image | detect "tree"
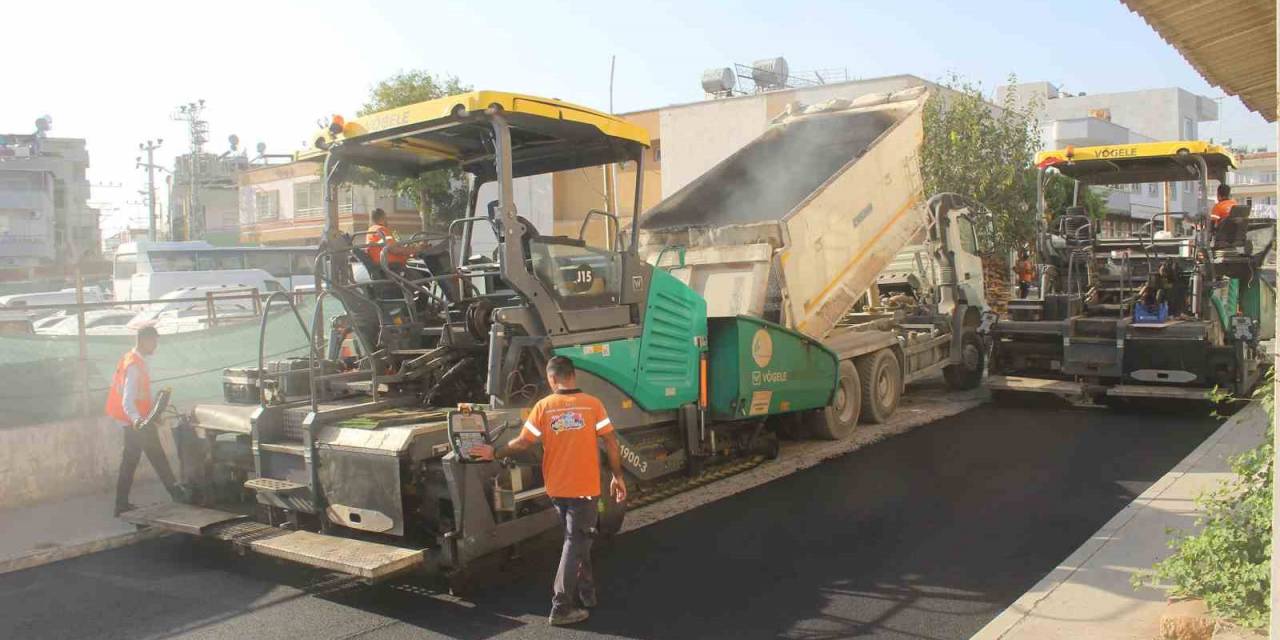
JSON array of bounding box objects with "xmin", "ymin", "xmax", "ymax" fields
[
  {"xmin": 357, "ymin": 70, "xmax": 472, "ymax": 230},
  {"xmin": 1039, "ymin": 172, "xmax": 1109, "ymax": 222},
  {"xmin": 921, "ymin": 74, "xmax": 1042, "ymax": 256}
]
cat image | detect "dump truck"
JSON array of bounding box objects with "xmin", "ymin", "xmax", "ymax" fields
[
  {"xmin": 120, "ymin": 88, "xmax": 987, "ymax": 585},
  {"xmin": 985, "ymin": 141, "xmax": 1274, "ymax": 406},
  {"xmin": 636, "ymin": 88, "xmax": 990, "ymax": 437}
]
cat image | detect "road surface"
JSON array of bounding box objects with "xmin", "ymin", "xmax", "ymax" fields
[{"xmin": 0, "ymin": 402, "xmax": 1219, "ymax": 640}]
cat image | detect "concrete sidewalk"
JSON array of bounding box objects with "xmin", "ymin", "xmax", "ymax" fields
[
  {"xmin": 0, "ymin": 481, "xmax": 170, "ymax": 576},
  {"xmin": 971, "ymin": 402, "xmax": 1268, "ymax": 640}
]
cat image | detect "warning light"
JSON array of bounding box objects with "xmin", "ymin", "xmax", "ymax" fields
[
  {"xmin": 328, "ymin": 115, "xmax": 346, "ymax": 136},
  {"xmin": 1065, "ymin": 144, "xmax": 1075, "ymax": 160}
]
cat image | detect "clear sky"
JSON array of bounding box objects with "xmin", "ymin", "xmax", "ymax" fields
[{"xmin": 4, "ymin": 0, "xmax": 1274, "ymax": 236}]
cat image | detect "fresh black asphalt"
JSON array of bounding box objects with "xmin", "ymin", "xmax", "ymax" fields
[{"xmin": 0, "ymin": 403, "xmax": 1220, "ymax": 640}]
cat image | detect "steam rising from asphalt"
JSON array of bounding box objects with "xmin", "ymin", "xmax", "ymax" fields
[{"xmin": 641, "ymin": 109, "xmax": 898, "ymax": 231}]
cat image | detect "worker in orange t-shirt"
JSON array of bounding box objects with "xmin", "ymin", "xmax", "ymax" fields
[
  {"xmin": 365, "ymin": 208, "xmax": 412, "ymax": 269},
  {"xmin": 1210, "ymin": 183, "xmax": 1238, "ymax": 226},
  {"xmin": 471, "ymin": 356, "xmax": 626, "ymax": 627}
]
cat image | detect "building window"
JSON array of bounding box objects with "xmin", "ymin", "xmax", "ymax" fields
[
  {"xmin": 339, "ymin": 186, "xmax": 354, "ymax": 212},
  {"xmin": 1147, "ymin": 183, "xmax": 1158, "ymax": 196},
  {"xmin": 294, "ymin": 180, "xmax": 323, "ymax": 216},
  {"xmin": 395, "ymin": 193, "xmax": 417, "ymax": 212},
  {"xmin": 1182, "ymin": 117, "xmax": 1194, "ymax": 140},
  {"xmin": 255, "ymin": 190, "xmax": 280, "ymax": 220}
]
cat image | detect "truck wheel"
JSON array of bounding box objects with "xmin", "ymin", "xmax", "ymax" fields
[
  {"xmin": 810, "ymin": 360, "xmax": 861, "ymax": 440},
  {"xmin": 857, "ymin": 349, "xmax": 901, "ymax": 424},
  {"xmin": 943, "ymin": 331, "xmax": 985, "ymax": 390}
]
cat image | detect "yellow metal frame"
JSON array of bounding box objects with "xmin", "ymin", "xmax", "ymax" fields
[{"xmin": 305, "ymin": 90, "xmax": 649, "ymax": 164}]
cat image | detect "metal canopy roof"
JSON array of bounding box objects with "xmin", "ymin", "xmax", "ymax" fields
[
  {"xmin": 1036, "ymin": 140, "xmax": 1237, "ymax": 185},
  {"xmin": 1121, "ymin": 0, "xmax": 1276, "ymax": 122},
  {"xmin": 301, "ymin": 91, "xmax": 650, "ymax": 179}
]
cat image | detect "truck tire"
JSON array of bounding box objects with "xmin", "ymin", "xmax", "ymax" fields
[
  {"xmin": 943, "ymin": 331, "xmax": 985, "ymax": 390},
  {"xmin": 810, "ymin": 360, "xmax": 861, "ymax": 440},
  {"xmin": 857, "ymin": 349, "xmax": 901, "ymax": 424}
]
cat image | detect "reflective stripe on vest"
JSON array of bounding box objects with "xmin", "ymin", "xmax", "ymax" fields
[{"xmin": 105, "ymin": 350, "xmax": 152, "ymax": 423}]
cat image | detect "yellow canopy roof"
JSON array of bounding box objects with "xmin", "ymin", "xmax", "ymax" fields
[
  {"xmin": 1034, "ymin": 140, "xmax": 1237, "ymax": 185},
  {"xmin": 301, "ymin": 90, "xmax": 650, "ymax": 179}
]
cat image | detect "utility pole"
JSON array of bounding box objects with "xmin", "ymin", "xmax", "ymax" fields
[
  {"xmin": 172, "ymin": 100, "xmax": 208, "ymax": 241},
  {"xmin": 136, "ymin": 139, "xmax": 163, "ymax": 241}
]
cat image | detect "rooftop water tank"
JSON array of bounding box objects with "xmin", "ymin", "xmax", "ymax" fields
[
  {"xmin": 752, "ymin": 57, "xmax": 789, "ymax": 90},
  {"xmin": 701, "ymin": 67, "xmax": 736, "ymax": 95}
]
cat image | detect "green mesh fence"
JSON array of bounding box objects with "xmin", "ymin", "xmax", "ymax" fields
[{"xmin": 0, "ymin": 298, "xmax": 345, "ymax": 427}]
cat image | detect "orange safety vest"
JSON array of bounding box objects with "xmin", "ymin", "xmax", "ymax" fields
[
  {"xmin": 105, "ymin": 350, "xmax": 152, "ymax": 424},
  {"xmin": 366, "ymin": 223, "xmax": 405, "ymax": 267},
  {"xmin": 1211, "ymin": 198, "xmax": 1237, "ymax": 223},
  {"xmin": 1016, "ymin": 259, "xmax": 1036, "ymax": 284}
]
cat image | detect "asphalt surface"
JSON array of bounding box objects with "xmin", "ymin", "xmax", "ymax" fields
[{"xmin": 0, "ymin": 402, "xmax": 1220, "ymax": 640}]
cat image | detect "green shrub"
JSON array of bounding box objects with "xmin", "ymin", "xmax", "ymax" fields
[{"xmin": 1135, "ymin": 371, "xmax": 1273, "ymax": 629}]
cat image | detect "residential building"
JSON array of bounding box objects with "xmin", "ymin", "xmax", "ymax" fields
[
  {"xmin": 1224, "ymin": 151, "xmax": 1276, "ymax": 218},
  {"xmin": 238, "ymin": 161, "xmax": 413, "ymax": 246},
  {"xmin": 0, "ymin": 132, "xmax": 99, "ymax": 280},
  {"xmin": 169, "ymin": 152, "xmax": 251, "ymax": 245},
  {"xmin": 998, "ymin": 82, "xmax": 1221, "ymax": 235},
  {"xmin": 238, "ymin": 159, "xmax": 553, "ymax": 252},
  {"xmin": 102, "ymin": 227, "xmax": 149, "ymax": 257}
]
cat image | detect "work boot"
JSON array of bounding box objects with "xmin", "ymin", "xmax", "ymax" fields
[
  {"xmin": 114, "ymin": 503, "xmax": 137, "ymax": 517},
  {"xmin": 577, "ymin": 590, "xmax": 598, "ymax": 609},
  {"xmin": 548, "ymin": 607, "xmax": 589, "ymax": 626}
]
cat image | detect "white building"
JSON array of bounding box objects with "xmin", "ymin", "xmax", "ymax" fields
[
  {"xmin": 1225, "ymin": 151, "xmax": 1276, "ymax": 219},
  {"xmin": 0, "ymin": 132, "xmax": 99, "ymax": 279},
  {"xmin": 169, "ymin": 152, "xmax": 250, "ymax": 245},
  {"xmin": 998, "ymin": 82, "xmax": 1221, "ymax": 233}
]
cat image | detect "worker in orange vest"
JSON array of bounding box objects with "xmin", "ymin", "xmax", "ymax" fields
[
  {"xmin": 107, "ymin": 326, "xmax": 184, "ymax": 516},
  {"xmin": 1015, "ymin": 252, "xmax": 1036, "ymax": 299},
  {"xmin": 1210, "ymin": 183, "xmax": 1238, "ymax": 226},
  {"xmin": 366, "ymin": 208, "xmax": 414, "ymax": 270}
]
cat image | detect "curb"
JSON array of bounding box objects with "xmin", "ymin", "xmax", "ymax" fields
[
  {"xmin": 0, "ymin": 527, "xmax": 167, "ymax": 577},
  {"xmin": 969, "ymin": 401, "xmax": 1265, "ymax": 640}
]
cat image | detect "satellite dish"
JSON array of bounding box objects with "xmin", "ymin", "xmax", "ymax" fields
[
  {"xmin": 228, "ymin": 134, "xmax": 240, "ymax": 150},
  {"xmin": 256, "ymin": 142, "xmax": 267, "ymax": 155}
]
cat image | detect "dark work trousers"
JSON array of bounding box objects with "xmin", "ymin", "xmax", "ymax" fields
[
  {"xmin": 551, "ymin": 497, "xmax": 598, "ymax": 614},
  {"xmin": 115, "ymin": 423, "xmax": 179, "ymax": 510},
  {"xmin": 1018, "ymin": 282, "xmax": 1030, "ymax": 299}
]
